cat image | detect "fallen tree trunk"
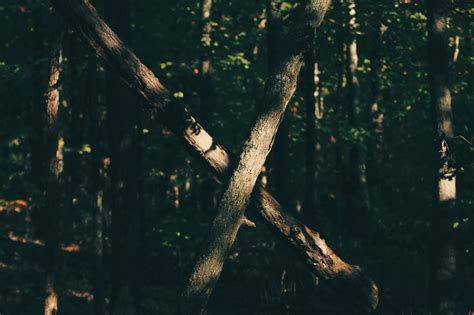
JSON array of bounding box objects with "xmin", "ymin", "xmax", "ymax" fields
[{"xmin": 50, "ymin": 0, "xmax": 379, "ymax": 311}]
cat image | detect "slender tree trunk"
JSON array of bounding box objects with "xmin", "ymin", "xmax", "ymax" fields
[
  {"xmin": 29, "ymin": 11, "xmax": 45, "ymax": 234},
  {"xmin": 43, "ymin": 33, "xmax": 64, "ymax": 315},
  {"xmin": 268, "ymin": 0, "xmax": 292, "ymax": 212},
  {"xmin": 181, "ymin": 2, "xmax": 331, "ymax": 313},
  {"xmin": 65, "ymin": 33, "xmax": 83, "ymax": 232},
  {"xmin": 104, "ymin": 0, "xmax": 139, "ymax": 313},
  {"xmin": 333, "ymin": 0, "xmax": 347, "ymax": 231},
  {"xmin": 199, "ymin": 0, "xmax": 216, "ymax": 213},
  {"xmin": 367, "ymin": 3, "xmax": 384, "ymax": 203},
  {"xmin": 84, "ymin": 55, "xmax": 107, "ymax": 315},
  {"xmin": 428, "ymin": 1, "xmax": 457, "ymax": 313},
  {"xmin": 304, "ymin": 30, "xmax": 320, "ymax": 222},
  {"xmin": 51, "ymin": 1, "xmax": 379, "ymax": 311},
  {"xmin": 199, "ymin": 0, "xmax": 213, "ymax": 124},
  {"xmin": 464, "ymin": 3, "xmax": 472, "ymax": 97},
  {"xmin": 345, "ymin": 0, "xmax": 370, "ymax": 236},
  {"xmin": 94, "ymin": 186, "xmax": 106, "ymax": 315}
]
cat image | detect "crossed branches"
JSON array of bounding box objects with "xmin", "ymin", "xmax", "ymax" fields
[{"xmin": 49, "ymin": 0, "xmax": 379, "ymax": 312}]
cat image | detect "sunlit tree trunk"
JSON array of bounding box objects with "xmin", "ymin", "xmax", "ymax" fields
[
  {"xmin": 428, "ymin": 1, "xmax": 457, "ymax": 313},
  {"xmin": 104, "ymin": 0, "xmax": 140, "ymax": 313},
  {"xmin": 345, "ymin": 0, "xmax": 370, "ymax": 236},
  {"xmin": 43, "ymin": 33, "xmax": 64, "ymax": 315},
  {"xmin": 181, "ymin": 2, "xmax": 332, "ymax": 313},
  {"xmin": 51, "ymin": 1, "xmax": 379, "ymax": 311},
  {"xmin": 268, "ymin": 0, "xmax": 292, "ymax": 212}
]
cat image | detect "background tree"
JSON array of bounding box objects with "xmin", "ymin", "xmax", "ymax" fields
[
  {"xmin": 104, "ymin": 0, "xmax": 143, "ymax": 313},
  {"xmin": 427, "ymin": 0, "xmax": 458, "ymax": 313}
]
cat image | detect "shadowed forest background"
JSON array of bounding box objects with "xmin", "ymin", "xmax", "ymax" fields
[{"xmin": 0, "ymin": 0, "xmax": 473, "ymax": 314}]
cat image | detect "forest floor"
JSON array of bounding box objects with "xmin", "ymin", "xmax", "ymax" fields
[{"xmin": 0, "ymin": 199, "xmax": 317, "ymax": 315}]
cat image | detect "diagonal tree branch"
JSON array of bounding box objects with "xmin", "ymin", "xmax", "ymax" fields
[{"xmin": 49, "ymin": 0, "xmax": 378, "ymax": 311}]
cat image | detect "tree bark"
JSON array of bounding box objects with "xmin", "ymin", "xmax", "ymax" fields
[
  {"xmin": 43, "ymin": 33, "xmax": 64, "ymax": 315},
  {"xmin": 50, "ymin": 0, "xmax": 379, "ymax": 311},
  {"xmin": 428, "ymin": 0, "xmax": 458, "ymax": 314}
]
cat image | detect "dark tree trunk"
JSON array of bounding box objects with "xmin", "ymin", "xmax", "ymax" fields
[
  {"xmin": 199, "ymin": 0, "xmax": 217, "ymax": 213},
  {"xmin": 268, "ymin": 0, "xmax": 292, "ymax": 212},
  {"xmin": 199, "ymin": 0, "xmax": 213, "ymax": 125},
  {"xmin": 464, "ymin": 3, "xmax": 472, "ymax": 97},
  {"xmin": 50, "ymin": 1, "xmax": 379, "ymax": 312},
  {"xmin": 367, "ymin": 3, "xmax": 384, "ymax": 206},
  {"xmin": 428, "ymin": 0, "xmax": 458, "ymax": 313},
  {"xmin": 304, "ymin": 30, "xmax": 319, "ymax": 222},
  {"xmin": 333, "ymin": 0, "xmax": 347, "ymax": 231},
  {"xmin": 345, "ymin": 0, "xmax": 370, "ymax": 237},
  {"xmin": 65, "ymin": 33, "xmax": 83, "ymax": 232},
  {"xmin": 104, "ymin": 0, "xmax": 140, "ymax": 313},
  {"xmin": 84, "ymin": 55, "xmax": 107, "ymax": 315}
]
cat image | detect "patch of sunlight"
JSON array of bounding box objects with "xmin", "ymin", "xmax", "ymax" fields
[
  {"xmin": 8, "ymin": 137, "xmax": 22, "ymax": 147},
  {"xmin": 68, "ymin": 289, "xmax": 94, "ymax": 302},
  {"xmin": 0, "ymin": 199, "xmax": 29, "ymax": 213},
  {"xmin": 173, "ymin": 91, "xmax": 185, "ymax": 98},
  {"xmin": 8, "ymin": 231, "xmax": 44, "ymax": 246},
  {"xmin": 79, "ymin": 144, "xmax": 92, "ymax": 154},
  {"xmin": 0, "ymin": 261, "xmax": 10, "ymax": 271},
  {"xmin": 159, "ymin": 61, "xmax": 173, "ymax": 69},
  {"xmin": 61, "ymin": 244, "xmax": 81, "ymax": 252}
]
